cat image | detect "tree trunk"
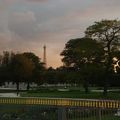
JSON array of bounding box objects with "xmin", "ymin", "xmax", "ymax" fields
[
  {"xmin": 84, "ymin": 81, "xmax": 89, "ymax": 94},
  {"xmin": 103, "ymin": 84, "xmax": 107, "ymax": 96},
  {"xmin": 103, "ymin": 43, "xmax": 111, "ymax": 96},
  {"xmin": 27, "ymin": 82, "xmax": 30, "ymax": 91},
  {"xmin": 16, "ymin": 81, "xmax": 19, "ymax": 96}
]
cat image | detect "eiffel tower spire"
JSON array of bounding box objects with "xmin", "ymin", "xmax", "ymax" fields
[{"xmin": 43, "ymin": 45, "xmax": 47, "ymax": 68}]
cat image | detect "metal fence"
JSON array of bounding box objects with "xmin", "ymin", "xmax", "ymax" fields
[{"xmin": 0, "ymin": 97, "xmax": 119, "ymax": 120}]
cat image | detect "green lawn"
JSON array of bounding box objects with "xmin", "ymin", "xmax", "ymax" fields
[
  {"xmin": 70, "ymin": 116, "xmax": 120, "ymax": 120},
  {"xmin": 20, "ymin": 89, "xmax": 120, "ymax": 100}
]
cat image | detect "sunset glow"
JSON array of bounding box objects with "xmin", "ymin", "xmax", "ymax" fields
[{"xmin": 0, "ymin": 0, "xmax": 120, "ymax": 68}]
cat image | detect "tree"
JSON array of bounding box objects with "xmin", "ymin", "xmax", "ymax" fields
[
  {"xmin": 61, "ymin": 37, "xmax": 104, "ymax": 68},
  {"xmin": 110, "ymin": 51, "xmax": 120, "ymax": 87},
  {"xmin": 0, "ymin": 51, "xmax": 45, "ymax": 92},
  {"xmin": 0, "ymin": 51, "xmax": 12, "ymax": 84},
  {"xmin": 61, "ymin": 37, "xmax": 104, "ymax": 93},
  {"xmin": 10, "ymin": 53, "xmax": 34, "ymax": 94},
  {"xmin": 23, "ymin": 52, "xmax": 45, "ymax": 88},
  {"xmin": 56, "ymin": 66, "xmax": 83, "ymax": 87},
  {"xmin": 0, "ymin": 55, "xmax": 3, "ymax": 86},
  {"xmin": 85, "ymin": 19, "xmax": 120, "ymax": 94},
  {"xmin": 44, "ymin": 67, "xmax": 57, "ymax": 85}
]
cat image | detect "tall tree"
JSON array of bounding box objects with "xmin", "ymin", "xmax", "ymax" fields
[
  {"xmin": 61, "ymin": 37, "xmax": 104, "ymax": 69},
  {"xmin": 85, "ymin": 19, "xmax": 120, "ymax": 94},
  {"xmin": 61, "ymin": 37, "xmax": 104, "ymax": 93},
  {"xmin": 10, "ymin": 53, "xmax": 34, "ymax": 95},
  {"xmin": 23, "ymin": 52, "xmax": 45, "ymax": 88},
  {"xmin": 0, "ymin": 55, "xmax": 3, "ymax": 86},
  {"xmin": 0, "ymin": 51, "xmax": 12, "ymax": 84}
]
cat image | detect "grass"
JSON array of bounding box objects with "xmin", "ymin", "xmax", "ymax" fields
[
  {"xmin": 0, "ymin": 86, "xmax": 119, "ymax": 100},
  {"xmin": 20, "ymin": 89, "xmax": 120, "ymax": 100},
  {"xmin": 70, "ymin": 116, "xmax": 120, "ymax": 120}
]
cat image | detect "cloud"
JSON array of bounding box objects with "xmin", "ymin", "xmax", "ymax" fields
[
  {"xmin": 0, "ymin": 0, "xmax": 120, "ymax": 68},
  {"xmin": 0, "ymin": 0, "xmax": 17, "ymax": 11},
  {"xmin": 26, "ymin": 0, "xmax": 48, "ymax": 2},
  {"xmin": 0, "ymin": 32, "xmax": 12, "ymax": 51},
  {"xmin": 11, "ymin": 11, "xmax": 36, "ymax": 22},
  {"xmin": 8, "ymin": 11, "xmax": 39, "ymax": 39}
]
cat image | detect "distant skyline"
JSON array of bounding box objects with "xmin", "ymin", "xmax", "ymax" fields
[{"xmin": 0, "ymin": 0, "xmax": 120, "ymax": 68}]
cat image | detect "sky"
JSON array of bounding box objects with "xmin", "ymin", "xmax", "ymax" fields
[{"xmin": 0, "ymin": 0, "xmax": 120, "ymax": 68}]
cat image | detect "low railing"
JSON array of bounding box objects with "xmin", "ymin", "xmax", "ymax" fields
[{"xmin": 0, "ymin": 97, "xmax": 119, "ymax": 109}]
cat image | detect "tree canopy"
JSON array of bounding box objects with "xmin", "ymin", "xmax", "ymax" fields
[
  {"xmin": 85, "ymin": 19, "xmax": 120, "ymax": 94},
  {"xmin": 0, "ymin": 51, "xmax": 45, "ymax": 92},
  {"xmin": 85, "ymin": 19, "xmax": 120, "ymax": 71},
  {"xmin": 61, "ymin": 37, "xmax": 104, "ymax": 69}
]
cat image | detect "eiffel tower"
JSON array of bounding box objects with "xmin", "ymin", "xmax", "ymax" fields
[{"xmin": 43, "ymin": 45, "xmax": 47, "ymax": 68}]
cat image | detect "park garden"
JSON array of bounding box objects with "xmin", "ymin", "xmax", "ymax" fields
[{"xmin": 0, "ymin": 19, "xmax": 120, "ymax": 99}]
